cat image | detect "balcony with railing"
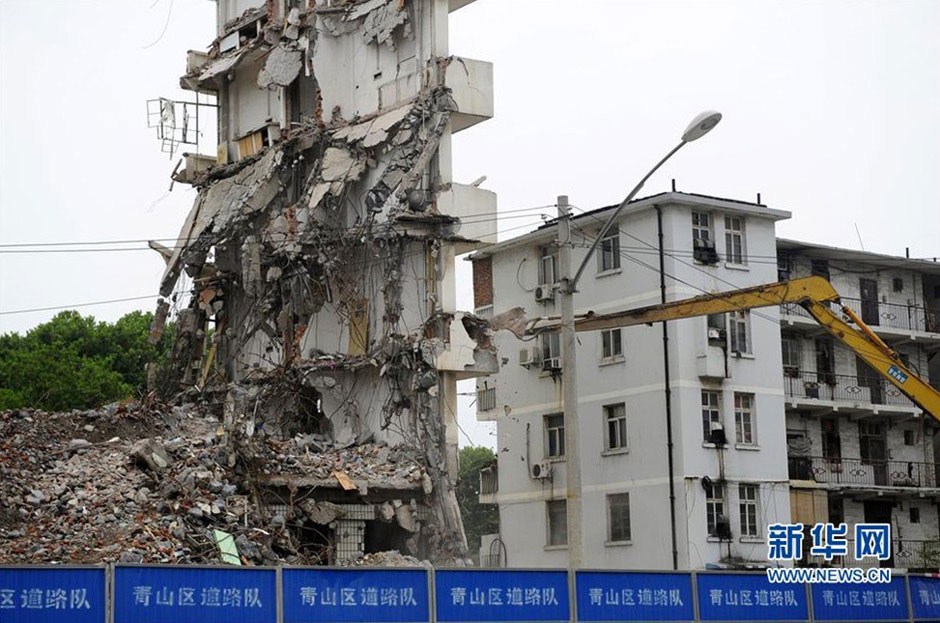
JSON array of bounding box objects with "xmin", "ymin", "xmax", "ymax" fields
[
  {"xmin": 479, "ymin": 462, "xmax": 498, "ymax": 503},
  {"xmin": 788, "ymin": 455, "xmax": 940, "ymax": 489},
  {"xmin": 783, "ymin": 370, "xmax": 915, "ymax": 409},
  {"xmin": 800, "ymin": 539, "xmax": 940, "ymax": 570},
  {"xmin": 780, "ymin": 299, "xmax": 940, "ymax": 336}
]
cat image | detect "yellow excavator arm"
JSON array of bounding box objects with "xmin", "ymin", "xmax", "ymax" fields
[{"xmin": 531, "ymin": 276, "xmax": 940, "ymax": 420}]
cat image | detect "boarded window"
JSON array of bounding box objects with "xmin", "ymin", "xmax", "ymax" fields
[
  {"xmin": 607, "ymin": 493, "xmax": 631, "ymax": 543},
  {"xmin": 237, "ymin": 130, "xmax": 265, "ymax": 160},
  {"xmin": 547, "ymin": 499, "xmax": 567, "ymax": 546},
  {"xmin": 347, "ymin": 299, "xmax": 369, "ymax": 356}
]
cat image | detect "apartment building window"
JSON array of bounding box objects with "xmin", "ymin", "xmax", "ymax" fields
[
  {"xmin": 601, "ymin": 328, "xmax": 623, "ymax": 361},
  {"xmin": 777, "ymin": 254, "xmax": 793, "ymax": 281},
  {"xmin": 705, "ymin": 481, "xmax": 725, "ymax": 536},
  {"xmin": 856, "ymin": 355, "xmax": 883, "ymax": 403},
  {"xmin": 707, "ymin": 313, "xmax": 726, "ymax": 343},
  {"xmin": 724, "ymin": 215, "xmax": 746, "ymax": 264},
  {"xmin": 811, "ymin": 259, "xmax": 830, "ymax": 280},
  {"xmin": 604, "ymin": 403, "xmax": 627, "ymax": 451},
  {"xmin": 599, "ymin": 227, "xmax": 621, "ymax": 272},
  {"xmin": 911, "ymin": 506, "xmax": 921, "ymax": 523},
  {"xmin": 738, "ymin": 484, "xmax": 759, "ymax": 537},
  {"xmin": 547, "ymin": 499, "xmax": 567, "ymax": 546},
  {"xmin": 893, "ymin": 277, "xmax": 904, "ymax": 293},
  {"xmin": 607, "ymin": 493, "xmax": 631, "ymax": 543},
  {"xmin": 692, "ymin": 211, "xmax": 711, "ymax": 245},
  {"xmin": 821, "ymin": 417, "xmax": 841, "ymax": 461},
  {"xmin": 701, "ymin": 390, "xmax": 722, "ymax": 442},
  {"xmin": 540, "ymin": 331, "xmax": 561, "ymax": 368},
  {"xmin": 692, "ymin": 211, "xmax": 719, "ymax": 264},
  {"xmin": 904, "ymin": 429, "xmax": 916, "ymax": 446},
  {"xmin": 734, "ymin": 392, "xmax": 755, "ymax": 445},
  {"xmin": 815, "ymin": 337, "xmax": 835, "ymax": 385},
  {"xmin": 539, "ymin": 246, "xmax": 557, "ymax": 286},
  {"xmin": 781, "ymin": 333, "xmax": 801, "ymax": 376},
  {"xmin": 729, "ymin": 310, "xmax": 751, "ymax": 354},
  {"xmin": 545, "ymin": 413, "xmax": 565, "ymax": 458}
]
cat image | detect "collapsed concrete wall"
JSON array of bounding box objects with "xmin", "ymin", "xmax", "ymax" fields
[{"xmin": 149, "ymin": 0, "xmax": 497, "ymax": 564}]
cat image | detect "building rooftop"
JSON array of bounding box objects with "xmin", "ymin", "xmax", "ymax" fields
[
  {"xmin": 467, "ymin": 191, "xmax": 791, "ymax": 260},
  {"xmin": 778, "ymin": 238, "xmax": 940, "ymax": 276}
]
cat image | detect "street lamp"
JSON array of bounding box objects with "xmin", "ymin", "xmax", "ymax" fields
[
  {"xmin": 557, "ymin": 110, "xmax": 722, "ymax": 570},
  {"xmin": 570, "ymin": 110, "xmax": 722, "ymax": 289}
]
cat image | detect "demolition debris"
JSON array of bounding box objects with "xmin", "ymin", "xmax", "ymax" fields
[
  {"xmin": 141, "ymin": 0, "xmax": 501, "ymax": 565},
  {"xmin": 0, "ymin": 403, "xmax": 440, "ymax": 566},
  {"xmin": 2, "ymin": 0, "xmax": 501, "ymax": 567}
]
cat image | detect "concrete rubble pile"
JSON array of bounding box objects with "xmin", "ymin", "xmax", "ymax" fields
[{"xmin": 0, "ymin": 403, "xmax": 435, "ymax": 566}]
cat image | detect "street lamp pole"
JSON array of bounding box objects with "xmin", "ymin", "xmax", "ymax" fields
[{"xmin": 558, "ymin": 111, "xmax": 722, "ymax": 571}]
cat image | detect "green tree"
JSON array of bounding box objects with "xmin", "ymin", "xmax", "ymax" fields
[
  {"xmin": 0, "ymin": 310, "xmax": 172, "ymax": 411},
  {"xmin": 457, "ymin": 445, "xmax": 499, "ymax": 559}
]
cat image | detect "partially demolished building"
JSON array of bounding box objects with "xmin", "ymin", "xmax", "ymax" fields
[{"xmin": 150, "ymin": 0, "xmax": 496, "ymax": 564}]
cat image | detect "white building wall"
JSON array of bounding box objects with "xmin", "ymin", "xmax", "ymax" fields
[{"xmin": 480, "ymin": 194, "xmax": 792, "ymax": 569}]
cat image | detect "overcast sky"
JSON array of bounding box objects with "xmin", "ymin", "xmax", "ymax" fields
[{"xmin": 1, "ymin": 0, "xmax": 938, "ymax": 448}]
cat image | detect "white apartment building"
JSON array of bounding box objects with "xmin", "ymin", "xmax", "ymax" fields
[
  {"xmin": 779, "ymin": 240, "xmax": 940, "ymax": 569},
  {"xmin": 470, "ymin": 191, "xmax": 794, "ymax": 570}
]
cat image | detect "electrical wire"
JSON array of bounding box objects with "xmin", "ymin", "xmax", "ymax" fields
[
  {"xmin": 548, "ymin": 205, "xmax": 926, "ymax": 373},
  {"xmin": 0, "ymin": 203, "xmax": 558, "ymax": 249},
  {"xmin": 0, "ymin": 216, "xmax": 549, "ymax": 317},
  {"xmin": 141, "ymin": 0, "xmax": 175, "ymax": 49},
  {"xmin": 0, "ymin": 293, "xmax": 187, "ymax": 317}
]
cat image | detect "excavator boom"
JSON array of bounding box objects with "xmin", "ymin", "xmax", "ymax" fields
[
  {"xmin": 529, "ymin": 276, "xmax": 940, "ymax": 420},
  {"xmin": 569, "ymin": 276, "xmax": 840, "ymax": 333}
]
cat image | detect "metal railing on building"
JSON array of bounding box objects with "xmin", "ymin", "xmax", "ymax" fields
[
  {"xmin": 788, "ymin": 455, "xmax": 939, "ymax": 489},
  {"xmin": 781, "ymin": 300, "xmax": 940, "ymax": 334},
  {"xmin": 800, "ymin": 538, "xmax": 940, "ymax": 570},
  {"xmin": 783, "ymin": 370, "xmax": 915, "ymax": 408}
]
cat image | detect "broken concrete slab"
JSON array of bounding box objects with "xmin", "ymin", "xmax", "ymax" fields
[
  {"xmin": 299, "ymin": 500, "xmax": 345, "ymax": 524},
  {"xmin": 130, "ymin": 438, "xmax": 172, "ymax": 475},
  {"xmin": 257, "ymin": 45, "xmax": 303, "ymax": 89}
]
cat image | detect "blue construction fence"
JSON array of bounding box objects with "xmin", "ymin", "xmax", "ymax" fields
[{"xmin": 3, "ymin": 564, "xmax": 940, "ymax": 623}]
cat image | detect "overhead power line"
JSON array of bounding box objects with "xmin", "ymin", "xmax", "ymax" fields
[
  {"xmin": 0, "ymin": 215, "xmax": 547, "ymax": 316},
  {"xmin": 0, "ymin": 294, "xmax": 171, "ymax": 316}
]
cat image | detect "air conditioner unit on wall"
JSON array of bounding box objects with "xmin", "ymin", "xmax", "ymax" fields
[
  {"xmin": 520, "ymin": 347, "xmax": 541, "ymax": 368},
  {"xmin": 535, "ymin": 285, "xmax": 554, "ymax": 302},
  {"xmin": 542, "ymin": 357, "xmax": 561, "ymax": 372},
  {"xmin": 709, "ymin": 422, "xmax": 727, "ymax": 446},
  {"xmin": 531, "ymin": 460, "xmax": 553, "ymax": 480},
  {"xmin": 693, "ymin": 239, "xmax": 720, "ymax": 265}
]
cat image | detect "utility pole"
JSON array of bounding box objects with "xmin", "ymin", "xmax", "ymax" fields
[
  {"xmin": 557, "ymin": 194, "xmax": 583, "ymax": 569},
  {"xmin": 551, "ymin": 113, "xmax": 721, "ymax": 572}
]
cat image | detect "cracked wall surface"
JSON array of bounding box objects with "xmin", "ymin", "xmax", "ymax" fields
[{"xmin": 150, "ymin": 0, "xmax": 496, "ymax": 564}]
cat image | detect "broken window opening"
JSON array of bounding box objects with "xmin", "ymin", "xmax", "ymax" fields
[
  {"xmin": 291, "ymin": 520, "xmax": 334, "ymax": 565},
  {"xmin": 364, "ymin": 520, "xmax": 415, "ymax": 556},
  {"xmin": 146, "ymin": 95, "xmax": 219, "ymax": 158}
]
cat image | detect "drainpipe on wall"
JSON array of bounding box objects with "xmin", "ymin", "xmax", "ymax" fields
[{"xmin": 656, "ymin": 205, "xmax": 680, "ymax": 570}]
